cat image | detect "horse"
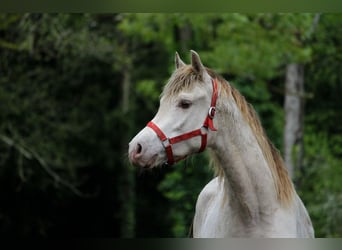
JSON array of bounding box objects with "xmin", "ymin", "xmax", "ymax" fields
[{"xmin": 128, "ymin": 50, "xmax": 314, "ymax": 238}]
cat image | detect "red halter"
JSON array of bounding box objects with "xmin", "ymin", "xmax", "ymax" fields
[{"xmin": 147, "ymin": 78, "xmax": 218, "ymax": 166}]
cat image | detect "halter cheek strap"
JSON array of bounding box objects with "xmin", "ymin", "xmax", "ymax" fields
[{"xmin": 146, "ymin": 78, "xmax": 218, "ymax": 166}]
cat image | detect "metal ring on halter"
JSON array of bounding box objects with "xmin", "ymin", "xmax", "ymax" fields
[
  {"xmin": 200, "ymin": 126, "xmax": 208, "ymax": 134},
  {"xmin": 162, "ymin": 161, "xmax": 170, "ymax": 168},
  {"xmin": 208, "ymin": 107, "xmax": 216, "ymax": 119}
]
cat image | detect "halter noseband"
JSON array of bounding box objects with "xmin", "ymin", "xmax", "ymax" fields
[{"xmin": 147, "ymin": 78, "xmax": 218, "ymax": 167}]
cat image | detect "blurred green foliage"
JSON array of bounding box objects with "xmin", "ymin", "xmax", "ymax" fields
[{"xmin": 0, "ymin": 13, "xmax": 341, "ymax": 237}]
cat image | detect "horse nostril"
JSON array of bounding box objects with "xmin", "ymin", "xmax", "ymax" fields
[{"xmin": 136, "ymin": 143, "xmax": 142, "ymax": 154}]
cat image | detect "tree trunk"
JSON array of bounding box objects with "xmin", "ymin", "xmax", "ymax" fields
[
  {"xmin": 118, "ymin": 64, "xmax": 136, "ymax": 238},
  {"xmin": 284, "ymin": 63, "xmax": 305, "ymax": 180},
  {"xmin": 177, "ymin": 21, "xmax": 192, "ymax": 52}
]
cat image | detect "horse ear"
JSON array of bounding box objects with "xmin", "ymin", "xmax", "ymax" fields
[
  {"xmin": 190, "ymin": 50, "xmax": 205, "ymax": 74},
  {"xmin": 175, "ymin": 52, "xmax": 186, "ymax": 69}
]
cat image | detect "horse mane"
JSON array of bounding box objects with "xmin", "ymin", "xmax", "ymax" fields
[
  {"xmin": 163, "ymin": 65, "xmax": 294, "ymax": 207},
  {"xmin": 229, "ymin": 85, "xmax": 294, "ymax": 206},
  {"xmin": 209, "ymin": 70, "xmax": 295, "ymax": 207}
]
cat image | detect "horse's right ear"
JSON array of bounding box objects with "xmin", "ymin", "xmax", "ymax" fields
[
  {"xmin": 175, "ymin": 52, "xmax": 186, "ymax": 69},
  {"xmin": 190, "ymin": 50, "xmax": 205, "ymax": 74}
]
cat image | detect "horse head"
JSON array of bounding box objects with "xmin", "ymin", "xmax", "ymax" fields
[{"xmin": 128, "ymin": 50, "xmax": 218, "ymax": 168}]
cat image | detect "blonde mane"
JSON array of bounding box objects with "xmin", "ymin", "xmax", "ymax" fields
[
  {"xmin": 213, "ymin": 71, "xmax": 294, "ymax": 207},
  {"xmin": 164, "ymin": 65, "xmax": 294, "ymax": 207},
  {"xmin": 226, "ymin": 83, "xmax": 294, "ymax": 207}
]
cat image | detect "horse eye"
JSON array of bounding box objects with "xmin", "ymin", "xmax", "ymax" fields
[{"xmin": 178, "ymin": 100, "xmax": 192, "ymax": 109}]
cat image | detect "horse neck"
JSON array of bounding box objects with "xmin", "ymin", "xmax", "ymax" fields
[{"xmin": 209, "ymin": 85, "xmax": 281, "ymax": 225}]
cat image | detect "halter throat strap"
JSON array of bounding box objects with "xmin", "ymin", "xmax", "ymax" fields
[{"xmin": 147, "ymin": 78, "xmax": 218, "ymax": 166}]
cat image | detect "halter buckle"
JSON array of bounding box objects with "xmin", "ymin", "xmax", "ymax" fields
[
  {"xmin": 208, "ymin": 107, "xmax": 216, "ymax": 119},
  {"xmin": 162, "ymin": 138, "xmax": 170, "ymax": 148}
]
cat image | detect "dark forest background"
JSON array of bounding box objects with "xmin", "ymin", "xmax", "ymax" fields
[{"xmin": 0, "ymin": 13, "xmax": 341, "ymax": 237}]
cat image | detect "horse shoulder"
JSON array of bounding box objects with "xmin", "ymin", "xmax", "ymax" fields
[
  {"xmin": 193, "ymin": 177, "xmax": 227, "ymax": 237},
  {"xmin": 264, "ymin": 193, "xmax": 314, "ymax": 238},
  {"xmin": 295, "ymin": 194, "xmax": 315, "ymax": 237},
  {"xmin": 195, "ymin": 177, "xmax": 220, "ymax": 213}
]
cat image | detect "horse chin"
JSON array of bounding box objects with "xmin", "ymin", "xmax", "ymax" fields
[
  {"xmin": 147, "ymin": 155, "xmax": 168, "ymax": 169},
  {"xmin": 132, "ymin": 154, "xmax": 163, "ymax": 169}
]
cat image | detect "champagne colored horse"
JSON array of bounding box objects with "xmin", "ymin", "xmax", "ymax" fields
[{"xmin": 128, "ymin": 50, "xmax": 314, "ymax": 238}]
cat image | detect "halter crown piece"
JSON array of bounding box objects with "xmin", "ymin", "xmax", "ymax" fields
[{"xmin": 147, "ymin": 78, "xmax": 218, "ymax": 167}]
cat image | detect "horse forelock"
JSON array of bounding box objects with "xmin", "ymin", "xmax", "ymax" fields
[
  {"xmin": 161, "ymin": 66, "xmax": 203, "ymax": 99},
  {"xmin": 161, "ymin": 66, "xmax": 226, "ymax": 99}
]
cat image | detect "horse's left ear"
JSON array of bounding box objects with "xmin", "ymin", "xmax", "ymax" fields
[
  {"xmin": 175, "ymin": 52, "xmax": 186, "ymax": 69},
  {"xmin": 190, "ymin": 50, "xmax": 205, "ymax": 74}
]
